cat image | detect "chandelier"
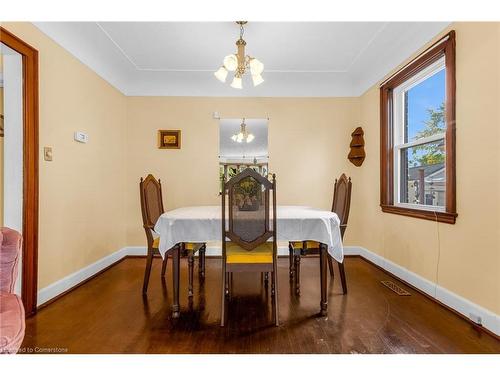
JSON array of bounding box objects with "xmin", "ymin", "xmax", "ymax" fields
[
  {"xmin": 214, "ymin": 21, "xmax": 264, "ymax": 89},
  {"xmin": 231, "ymin": 118, "xmax": 254, "ymax": 143}
]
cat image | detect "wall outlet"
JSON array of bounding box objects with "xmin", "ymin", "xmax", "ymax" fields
[{"xmin": 74, "ymin": 131, "xmax": 89, "ymax": 143}]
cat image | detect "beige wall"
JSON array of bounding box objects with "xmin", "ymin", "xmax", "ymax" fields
[
  {"xmin": 1, "ymin": 23, "xmax": 128, "ymax": 289},
  {"xmin": 125, "ymin": 97, "xmax": 359, "ymax": 245},
  {"xmin": 347, "ymin": 23, "xmax": 500, "ymax": 314}
]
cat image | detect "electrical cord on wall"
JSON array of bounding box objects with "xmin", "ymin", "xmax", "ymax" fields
[{"xmin": 381, "ymin": 212, "xmax": 388, "ymax": 272}]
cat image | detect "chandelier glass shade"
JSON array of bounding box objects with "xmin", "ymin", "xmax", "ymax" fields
[
  {"xmin": 231, "ymin": 119, "xmax": 254, "ymax": 143},
  {"xmin": 214, "ymin": 21, "xmax": 264, "ymax": 89}
]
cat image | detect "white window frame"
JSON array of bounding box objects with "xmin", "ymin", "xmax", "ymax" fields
[{"xmin": 392, "ymin": 56, "xmax": 446, "ymax": 212}]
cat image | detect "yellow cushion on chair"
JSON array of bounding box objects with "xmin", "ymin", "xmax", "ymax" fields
[
  {"xmin": 226, "ymin": 242, "xmax": 274, "ymax": 264},
  {"xmin": 152, "ymin": 237, "xmax": 160, "ymax": 248},
  {"xmin": 184, "ymin": 242, "xmax": 200, "ymax": 250},
  {"xmin": 291, "ymin": 241, "xmax": 320, "ymax": 249},
  {"xmin": 151, "ymin": 239, "xmax": 203, "ymax": 251}
]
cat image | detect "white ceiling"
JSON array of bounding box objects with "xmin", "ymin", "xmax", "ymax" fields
[
  {"xmin": 219, "ymin": 118, "xmax": 268, "ymax": 161},
  {"xmin": 33, "ymin": 22, "xmax": 450, "ymax": 97}
]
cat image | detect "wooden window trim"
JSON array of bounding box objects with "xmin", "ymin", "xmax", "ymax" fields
[{"xmin": 380, "ymin": 30, "xmax": 457, "ymax": 224}]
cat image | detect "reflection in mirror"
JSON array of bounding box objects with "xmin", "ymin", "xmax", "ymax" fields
[
  {"xmin": 219, "ymin": 118, "xmax": 269, "ymax": 187},
  {"xmin": 1, "ymin": 42, "xmax": 24, "ymax": 296}
]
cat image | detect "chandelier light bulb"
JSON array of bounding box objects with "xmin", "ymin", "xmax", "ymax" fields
[
  {"xmin": 231, "ymin": 118, "xmax": 255, "ymax": 143},
  {"xmin": 223, "ymin": 54, "xmax": 238, "ymax": 72},
  {"xmin": 214, "ymin": 66, "xmax": 228, "ymax": 82},
  {"xmin": 230, "ymin": 76, "xmax": 243, "ymax": 89},
  {"xmin": 252, "ymin": 74, "xmax": 264, "ymax": 87},
  {"xmin": 214, "ymin": 22, "xmax": 264, "ymax": 89},
  {"xmin": 249, "ymin": 58, "xmax": 264, "ymax": 75}
]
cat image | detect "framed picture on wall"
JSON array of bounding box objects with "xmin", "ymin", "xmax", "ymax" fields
[{"xmin": 158, "ymin": 129, "xmax": 181, "ymax": 149}]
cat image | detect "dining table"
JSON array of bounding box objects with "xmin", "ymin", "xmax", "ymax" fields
[{"xmin": 154, "ymin": 205, "xmax": 344, "ymax": 318}]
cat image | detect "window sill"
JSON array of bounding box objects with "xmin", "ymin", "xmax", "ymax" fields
[{"xmin": 380, "ymin": 204, "xmax": 457, "ymax": 224}]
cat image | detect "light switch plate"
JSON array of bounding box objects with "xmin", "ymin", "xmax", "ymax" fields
[
  {"xmin": 74, "ymin": 131, "xmax": 89, "ymax": 143},
  {"xmin": 43, "ymin": 147, "xmax": 53, "ymax": 161}
]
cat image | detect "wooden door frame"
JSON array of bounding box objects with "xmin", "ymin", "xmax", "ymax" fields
[{"xmin": 0, "ymin": 26, "xmax": 39, "ymax": 317}]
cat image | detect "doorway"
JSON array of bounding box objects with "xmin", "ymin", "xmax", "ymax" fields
[{"xmin": 0, "ymin": 27, "xmax": 39, "ymax": 317}]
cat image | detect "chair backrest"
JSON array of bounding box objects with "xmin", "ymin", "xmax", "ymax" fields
[
  {"xmin": 139, "ymin": 175, "xmax": 165, "ymax": 243},
  {"xmin": 331, "ymin": 173, "xmax": 352, "ymax": 238},
  {"xmin": 0, "ymin": 227, "xmax": 23, "ymax": 293},
  {"xmin": 222, "ymin": 168, "xmax": 276, "ymax": 251}
]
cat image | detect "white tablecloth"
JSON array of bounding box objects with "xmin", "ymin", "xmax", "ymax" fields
[{"xmin": 153, "ymin": 205, "xmax": 344, "ymax": 263}]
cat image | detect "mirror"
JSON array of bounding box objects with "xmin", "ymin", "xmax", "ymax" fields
[{"xmin": 219, "ymin": 118, "xmax": 269, "ymax": 183}]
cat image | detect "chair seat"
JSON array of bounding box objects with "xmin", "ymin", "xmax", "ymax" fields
[
  {"xmin": 290, "ymin": 241, "xmax": 320, "ymax": 249},
  {"xmin": 152, "ymin": 237, "xmax": 203, "ymax": 251},
  {"xmin": 184, "ymin": 242, "xmax": 204, "ymax": 251},
  {"xmin": 226, "ymin": 242, "xmax": 273, "ymax": 264}
]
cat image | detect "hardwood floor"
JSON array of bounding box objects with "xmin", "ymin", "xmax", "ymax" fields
[{"xmin": 21, "ymin": 256, "xmax": 499, "ymax": 354}]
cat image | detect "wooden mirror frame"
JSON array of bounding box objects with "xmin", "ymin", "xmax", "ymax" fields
[{"xmin": 0, "ymin": 26, "xmax": 39, "ymax": 316}]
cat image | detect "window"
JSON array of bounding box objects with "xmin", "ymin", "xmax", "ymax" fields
[{"xmin": 380, "ymin": 31, "xmax": 457, "ymax": 224}]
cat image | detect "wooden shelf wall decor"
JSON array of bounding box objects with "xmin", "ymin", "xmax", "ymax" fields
[{"xmin": 348, "ymin": 126, "xmax": 365, "ymax": 167}]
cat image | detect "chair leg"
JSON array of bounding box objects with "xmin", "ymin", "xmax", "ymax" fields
[
  {"xmin": 161, "ymin": 254, "xmax": 168, "ymax": 278},
  {"xmin": 142, "ymin": 248, "xmax": 154, "ymax": 294},
  {"xmin": 199, "ymin": 245, "xmax": 206, "ymax": 279},
  {"xmin": 225, "ymin": 272, "xmax": 230, "ymax": 297},
  {"xmin": 294, "ymin": 254, "xmax": 301, "ymax": 295},
  {"xmin": 221, "ymin": 264, "xmax": 226, "ymax": 327},
  {"xmin": 327, "ymin": 255, "xmax": 335, "ymax": 278},
  {"xmin": 273, "ymin": 265, "xmax": 279, "ymax": 326},
  {"xmin": 288, "ymin": 244, "xmax": 294, "ymax": 279},
  {"xmin": 230, "ymin": 272, "xmax": 234, "ymax": 298},
  {"xmin": 338, "ymin": 261, "xmax": 347, "ymax": 295},
  {"xmin": 188, "ymin": 252, "xmax": 194, "ymax": 297}
]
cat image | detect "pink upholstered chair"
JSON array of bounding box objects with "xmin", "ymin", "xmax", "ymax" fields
[{"xmin": 0, "ymin": 227, "xmax": 25, "ymax": 354}]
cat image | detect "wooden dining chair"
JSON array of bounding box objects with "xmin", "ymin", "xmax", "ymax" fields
[
  {"xmin": 220, "ymin": 168, "xmax": 279, "ymax": 327},
  {"xmin": 139, "ymin": 174, "xmax": 206, "ymax": 295},
  {"xmin": 289, "ymin": 173, "xmax": 352, "ymax": 295}
]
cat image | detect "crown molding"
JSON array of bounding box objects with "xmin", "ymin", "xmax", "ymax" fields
[{"xmin": 32, "ymin": 22, "xmax": 450, "ymax": 97}]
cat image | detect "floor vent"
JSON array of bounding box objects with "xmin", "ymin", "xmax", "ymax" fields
[{"xmin": 381, "ymin": 280, "xmax": 411, "ymax": 296}]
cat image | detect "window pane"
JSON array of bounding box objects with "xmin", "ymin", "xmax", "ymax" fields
[
  {"xmin": 405, "ymin": 68, "xmax": 446, "ymax": 142},
  {"xmin": 400, "ymin": 139, "xmax": 446, "ymax": 207}
]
